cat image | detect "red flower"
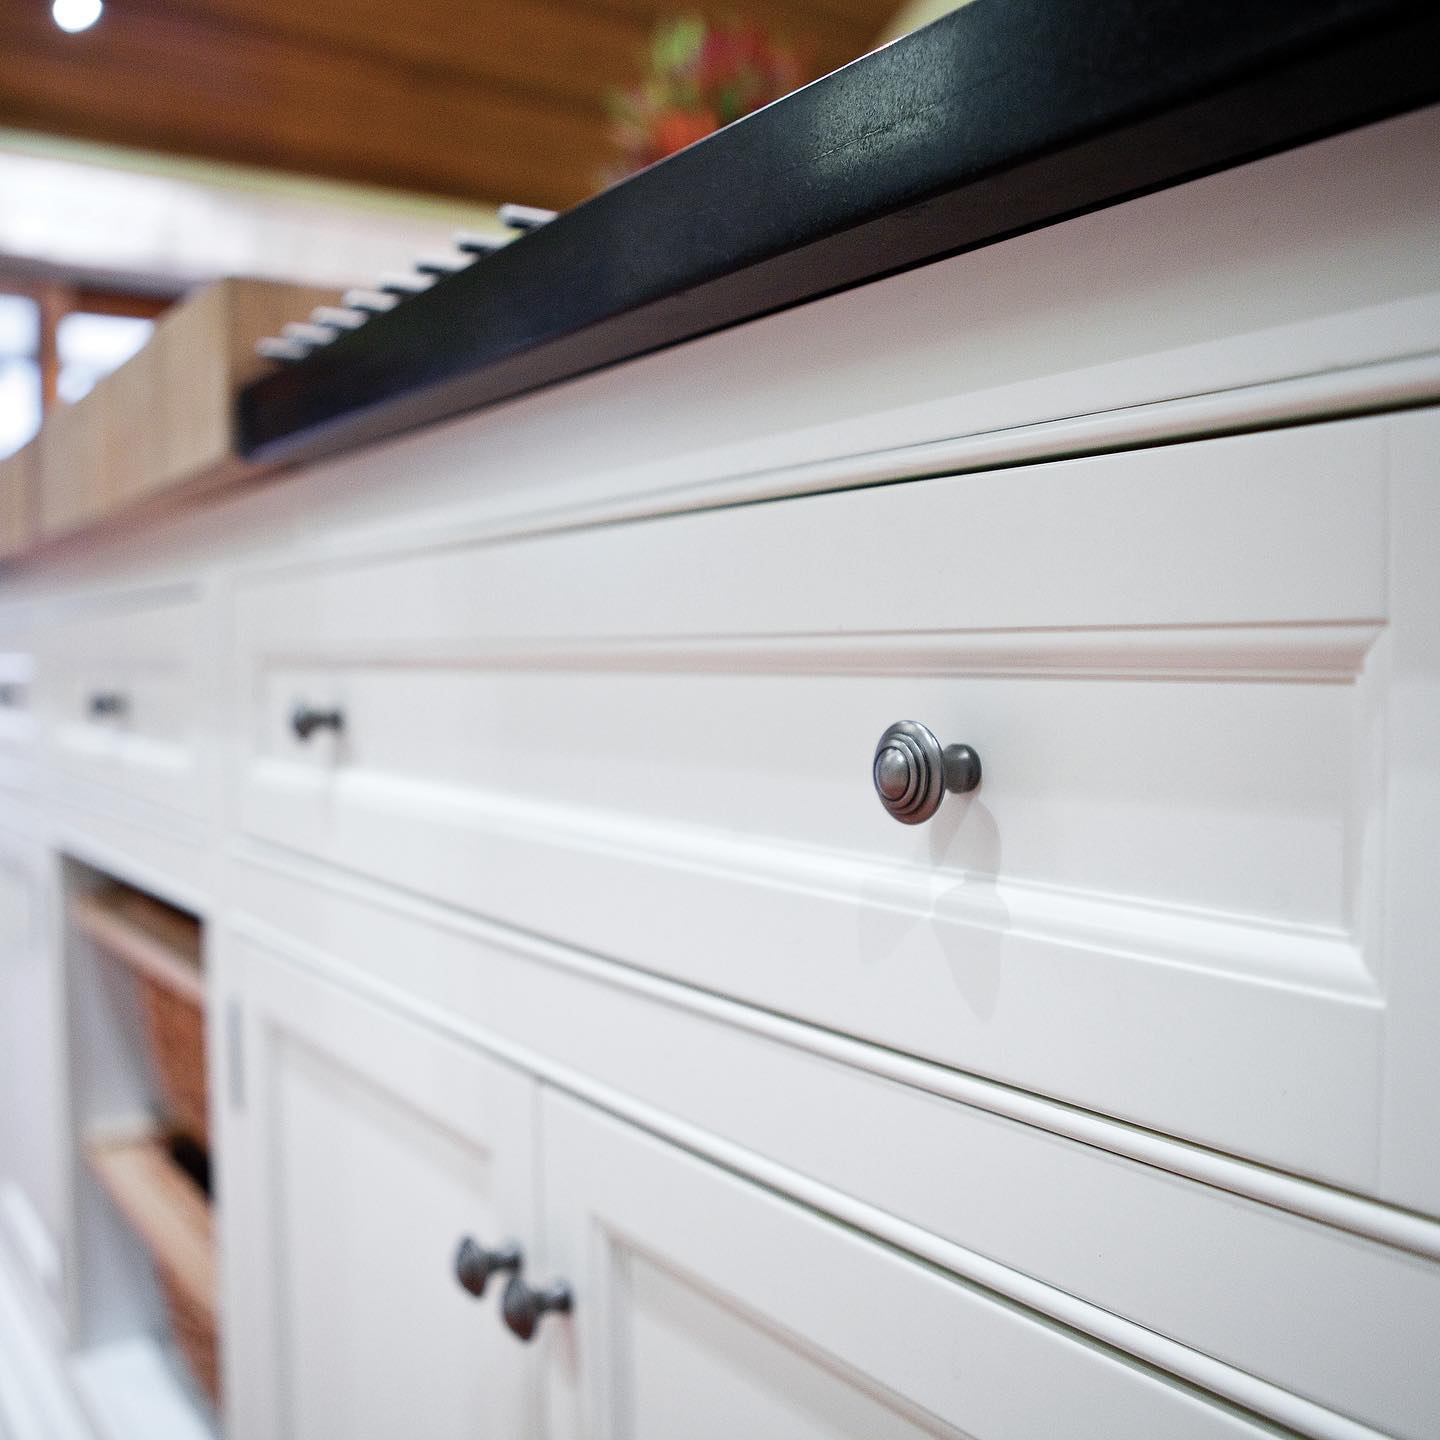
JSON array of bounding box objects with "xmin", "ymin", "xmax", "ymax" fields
[
  {"xmin": 605, "ymin": 15, "xmax": 807, "ymax": 181},
  {"xmin": 654, "ymin": 107, "xmax": 723, "ymax": 159}
]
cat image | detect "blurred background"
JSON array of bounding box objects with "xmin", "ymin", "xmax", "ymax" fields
[{"xmin": 0, "ymin": 0, "xmax": 962, "ymax": 459}]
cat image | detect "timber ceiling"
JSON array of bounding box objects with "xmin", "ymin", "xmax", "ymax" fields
[{"xmin": 0, "ymin": 0, "xmax": 895, "ymax": 211}]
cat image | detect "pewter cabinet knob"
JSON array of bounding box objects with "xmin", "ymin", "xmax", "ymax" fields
[
  {"xmin": 291, "ymin": 703, "xmax": 344, "ymax": 741},
  {"xmin": 872, "ymin": 720, "xmax": 980, "ymax": 824},
  {"xmin": 454, "ymin": 1236, "xmax": 521, "ymax": 1298},
  {"xmin": 501, "ymin": 1273, "xmax": 572, "ymax": 1341}
]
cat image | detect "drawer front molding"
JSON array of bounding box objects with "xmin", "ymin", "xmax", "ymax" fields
[{"xmin": 236, "ymin": 420, "xmax": 1395, "ymax": 1188}]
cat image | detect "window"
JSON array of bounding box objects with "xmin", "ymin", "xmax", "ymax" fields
[
  {"xmin": 0, "ymin": 281, "xmax": 172, "ymax": 458},
  {"xmin": 0, "ymin": 294, "xmax": 42, "ymax": 460},
  {"xmin": 56, "ymin": 311, "xmax": 154, "ymax": 405}
]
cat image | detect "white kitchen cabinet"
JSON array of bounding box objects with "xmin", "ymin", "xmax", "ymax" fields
[
  {"xmin": 0, "ymin": 90, "xmax": 1436, "ymax": 1440},
  {"xmin": 0, "ymin": 810, "xmax": 64, "ymax": 1332},
  {"xmin": 537, "ymin": 1090, "xmax": 1274, "ymax": 1440},
  {"xmin": 221, "ymin": 936, "xmax": 541, "ymax": 1440}
]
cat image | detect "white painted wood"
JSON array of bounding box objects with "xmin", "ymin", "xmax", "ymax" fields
[
  {"xmin": 220, "ymin": 936, "xmax": 540, "ymax": 1440},
  {"xmin": 1377, "ymin": 406, "xmax": 1440, "ymax": 1213},
  {"xmin": 539, "ymin": 1089, "xmax": 1273, "ymax": 1440},
  {"xmin": 0, "ymin": 608, "xmax": 38, "ymax": 801},
  {"xmin": 0, "ymin": 1244, "xmax": 92, "ymax": 1440},
  {"xmin": 235, "ymin": 418, "xmax": 1391, "ymax": 1187},
  {"xmin": 226, "ymin": 866, "xmax": 1440, "ymax": 1439},
  {"xmin": 0, "ymin": 809, "xmax": 66, "ymax": 1336},
  {"xmin": 41, "ymin": 583, "xmax": 212, "ymax": 823},
  {"xmin": 226, "ymin": 842, "xmax": 1440, "ymax": 1259}
]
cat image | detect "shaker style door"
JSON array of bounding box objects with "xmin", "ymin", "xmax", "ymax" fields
[
  {"xmin": 222, "ymin": 935, "xmax": 540, "ymax": 1440},
  {"xmin": 536, "ymin": 1091, "xmax": 1276, "ymax": 1440},
  {"xmin": 0, "ymin": 817, "xmax": 64, "ymax": 1326}
]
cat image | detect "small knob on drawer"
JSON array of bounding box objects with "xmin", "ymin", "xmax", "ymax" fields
[
  {"xmin": 291, "ymin": 704, "xmax": 344, "ymax": 741},
  {"xmin": 88, "ymin": 692, "xmax": 128, "ymax": 720},
  {"xmin": 501, "ymin": 1273, "xmax": 572, "ymax": 1342},
  {"xmin": 873, "ymin": 720, "xmax": 980, "ymax": 824},
  {"xmin": 454, "ymin": 1236, "xmax": 521, "ymax": 1298}
]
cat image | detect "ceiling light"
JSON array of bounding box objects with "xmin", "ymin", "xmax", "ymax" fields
[{"xmin": 52, "ymin": 0, "xmax": 103, "ymax": 33}]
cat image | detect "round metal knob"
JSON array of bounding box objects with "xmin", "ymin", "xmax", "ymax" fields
[
  {"xmin": 88, "ymin": 692, "xmax": 128, "ymax": 720},
  {"xmin": 291, "ymin": 703, "xmax": 344, "ymax": 741},
  {"xmin": 501, "ymin": 1272, "xmax": 572, "ymax": 1341},
  {"xmin": 872, "ymin": 720, "xmax": 980, "ymax": 824},
  {"xmin": 454, "ymin": 1236, "xmax": 521, "ymax": 1298}
]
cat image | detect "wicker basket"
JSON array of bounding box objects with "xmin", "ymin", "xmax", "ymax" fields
[
  {"xmin": 136, "ymin": 967, "xmax": 209, "ymax": 1150},
  {"xmin": 77, "ymin": 887, "xmax": 209, "ymax": 1149}
]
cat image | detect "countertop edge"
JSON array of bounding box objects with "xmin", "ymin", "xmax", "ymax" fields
[{"xmin": 238, "ymin": 0, "xmax": 1440, "ymax": 468}]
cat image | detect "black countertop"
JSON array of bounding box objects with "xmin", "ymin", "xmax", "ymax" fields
[{"xmin": 239, "ymin": 0, "xmax": 1440, "ymax": 467}]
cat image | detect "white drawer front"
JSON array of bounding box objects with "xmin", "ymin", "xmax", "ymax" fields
[
  {"xmin": 237, "ymin": 419, "xmax": 1397, "ymax": 1188},
  {"xmin": 46, "ymin": 583, "xmax": 210, "ymax": 820},
  {"xmin": 0, "ymin": 624, "xmax": 37, "ymax": 796}
]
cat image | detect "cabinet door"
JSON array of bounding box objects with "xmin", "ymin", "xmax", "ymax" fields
[
  {"xmin": 0, "ymin": 817, "xmax": 64, "ymax": 1327},
  {"xmin": 223, "ymin": 936, "xmax": 539, "ymax": 1440},
  {"xmin": 539, "ymin": 1091, "xmax": 1274, "ymax": 1440}
]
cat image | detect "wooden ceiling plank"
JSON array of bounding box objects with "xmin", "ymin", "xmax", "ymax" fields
[
  {"xmin": 562, "ymin": 0, "xmax": 889, "ymax": 53},
  {"xmin": 0, "ymin": 0, "xmax": 892, "ymax": 207},
  {"xmin": 125, "ymin": 0, "xmax": 649, "ymax": 113},
  {"xmin": 0, "ymin": 7, "xmax": 604, "ymax": 205}
]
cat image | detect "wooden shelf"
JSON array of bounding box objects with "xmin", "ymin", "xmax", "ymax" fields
[
  {"xmin": 86, "ymin": 1132, "xmax": 218, "ymax": 1404},
  {"xmin": 73, "ymin": 889, "xmax": 203, "ymax": 1007},
  {"xmin": 86, "ymin": 1133, "xmax": 214, "ymax": 1315}
]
